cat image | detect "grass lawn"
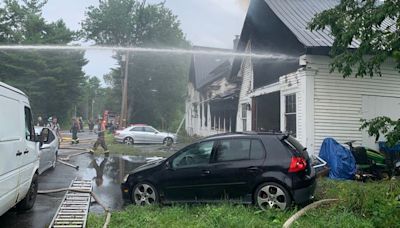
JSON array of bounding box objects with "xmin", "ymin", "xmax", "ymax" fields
[
  {"xmin": 94, "ymin": 133, "xmax": 177, "ymax": 157},
  {"xmin": 88, "ymin": 179, "xmax": 400, "ymax": 228}
]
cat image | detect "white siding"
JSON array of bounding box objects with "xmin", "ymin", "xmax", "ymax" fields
[
  {"xmin": 236, "ymin": 40, "xmax": 253, "ymax": 131},
  {"xmin": 279, "ymin": 70, "xmax": 309, "ymax": 149},
  {"xmin": 306, "ymin": 55, "xmax": 400, "ymax": 154}
]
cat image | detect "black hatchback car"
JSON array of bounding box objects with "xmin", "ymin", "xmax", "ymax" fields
[{"xmin": 121, "ymin": 132, "xmax": 316, "ymax": 210}]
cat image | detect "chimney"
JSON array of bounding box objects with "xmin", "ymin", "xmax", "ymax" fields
[{"xmin": 233, "ymin": 35, "xmax": 240, "ymax": 50}]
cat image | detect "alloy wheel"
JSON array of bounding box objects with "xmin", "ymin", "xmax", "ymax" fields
[
  {"xmin": 124, "ymin": 137, "xmax": 134, "ymax": 145},
  {"xmin": 133, "ymin": 183, "xmax": 157, "ymax": 206},
  {"xmin": 256, "ymin": 184, "xmax": 289, "ymax": 210}
]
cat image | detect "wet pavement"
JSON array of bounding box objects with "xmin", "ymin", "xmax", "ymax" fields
[{"xmin": 0, "ymin": 131, "xmax": 151, "ymax": 228}]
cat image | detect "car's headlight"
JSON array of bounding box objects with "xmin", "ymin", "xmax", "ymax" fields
[{"xmin": 122, "ymin": 173, "xmax": 130, "ymax": 183}]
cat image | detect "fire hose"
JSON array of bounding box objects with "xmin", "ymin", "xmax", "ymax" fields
[{"xmin": 282, "ymin": 199, "xmax": 339, "ymax": 228}]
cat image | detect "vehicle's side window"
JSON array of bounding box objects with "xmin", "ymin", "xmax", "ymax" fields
[
  {"xmin": 215, "ymin": 139, "xmax": 251, "ymax": 162},
  {"xmin": 41, "ymin": 128, "xmax": 49, "ymax": 143},
  {"xmin": 172, "ymin": 141, "xmax": 214, "ymax": 168},
  {"xmin": 24, "ymin": 107, "xmax": 34, "ymax": 141},
  {"xmin": 144, "ymin": 127, "xmax": 156, "ymax": 133},
  {"xmin": 250, "ymin": 140, "xmax": 266, "ymax": 160},
  {"xmin": 47, "ymin": 130, "xmax": 55, "ymax": 143},
  {"xmin": 130, "ymin": 127, "xmax": 143, "ymax": 132}
]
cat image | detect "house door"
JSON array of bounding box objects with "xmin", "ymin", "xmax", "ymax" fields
[{"xmin": 362, "ymin": 95, "xmax": 400, "ymax": 150}]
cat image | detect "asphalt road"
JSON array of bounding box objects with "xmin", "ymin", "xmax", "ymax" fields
[{"xmin": 0, "ymin": 131, "xmax": 147, "ymax": 228}]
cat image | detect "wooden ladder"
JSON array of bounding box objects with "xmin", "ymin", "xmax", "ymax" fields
[{"xmin": 49, "ymin": 178, "xmax": 93, "ymax": 228}]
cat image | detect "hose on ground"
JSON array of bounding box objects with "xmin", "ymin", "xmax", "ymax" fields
[
  {"xmin": 282, "ymin": 199, "xmax": 339, "ymax": 228},
  {"xmin": 38, "ymin": 188, "xmax": 111, "ymax": 228}
]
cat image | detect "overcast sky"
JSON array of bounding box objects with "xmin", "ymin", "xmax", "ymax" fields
[{"xmin": 42, "ymin": 0, "xmax": 248, "ymax": 81}]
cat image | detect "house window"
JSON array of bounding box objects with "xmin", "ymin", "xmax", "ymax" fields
[
  {"xmin": 192, "ymin": 104, "xmax": 198, "ymax": 118},
  {"xmin": 285, "ymin": 94, "xmax": 296, "ymax": 136},
  {"xmin": 241, "ymin": 103, "xmax": 247, "ymax": 131},
  {"xmin": 200, "ymin": 103, "xmax": 203, "ymax": 127},
  {"xmin": 204, "ymin": 103, "xmax": 208, "ymax": 127}
]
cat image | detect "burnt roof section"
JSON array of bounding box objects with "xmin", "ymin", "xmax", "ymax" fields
[{"xmin": 189, "ymin": 46, "xmax": 232, "ymax": 90}]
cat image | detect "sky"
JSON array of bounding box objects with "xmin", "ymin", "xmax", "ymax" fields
[{"xmin": 41, "ymin": 0, "xmax": 248, "ymax": 82}]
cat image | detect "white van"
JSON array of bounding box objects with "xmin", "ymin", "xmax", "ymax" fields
[{"xmin": 0, "ymin": 82, "xmax": 40, "ymax": 216}]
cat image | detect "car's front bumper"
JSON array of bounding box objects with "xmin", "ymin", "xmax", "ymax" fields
[
  {"xmin": 121, "ymin": 182, "xmax": 130, "ymax": 199},
  {"xmin": 292, "ymin": 179, "xmax": 316, "ymax": 204},
  {"xmin": 114, "ymin": 136, "xmax": 124, "ymax": 143}
]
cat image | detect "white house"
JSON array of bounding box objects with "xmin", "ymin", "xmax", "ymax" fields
[
  {"xmin": 231, "ymin": 0, "xmax": 400, "ymax": 155},
  {"xmin": 185, "ymin": 46, "xmax": 239, "ymax": 136}
]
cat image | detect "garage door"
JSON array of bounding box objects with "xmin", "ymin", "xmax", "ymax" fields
[{"xmin": 362, "ymin": 95, "xmax": 400, "ymax": 150}]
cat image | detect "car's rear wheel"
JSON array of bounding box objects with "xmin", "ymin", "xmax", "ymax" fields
[
  {"xmin": 124, "ymin": 137, "xmax": 134, "ymax": 145},
  {"xmin": 254, "ymin": 182, "xmax": 291, "ymax": 210},
  {"xmin": 17, "ymin": 173, "xmax": 38, "ymax": 211},
  {"xmin": 163, "ymin": 137, "xmax": 173, "ymax": 146},
  {"xmin": 132, "ymin": 182, "xmax": 159, "ymax": 206}
]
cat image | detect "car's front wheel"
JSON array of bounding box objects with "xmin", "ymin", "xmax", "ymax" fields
[
  {"xmin": 123, "ymin": 137, "xmax": 134, "ymax": 145},
  {"xmin": 131, "ymin": 182, "xmax": 159, "ymax": 206},
  {"xmin": 163, "ymin": 137, "xmax": 173, "ymax": 146},
  {"xmin": 254, "ymin": 182, "xmax": 291, "ymax": 210}
]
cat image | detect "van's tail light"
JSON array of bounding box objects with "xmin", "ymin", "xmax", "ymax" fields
[{"xmin": 288, "ymin": 156, "xmax": 307, "ymax": 173}]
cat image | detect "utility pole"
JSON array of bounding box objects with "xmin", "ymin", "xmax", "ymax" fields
[
  {"xmin": 91, "ymin": 99, "xmax": 95, "ymax": 120},
  {"xmin": 120, "ymin": 52, "xmax": 130, "ymax": 128}
]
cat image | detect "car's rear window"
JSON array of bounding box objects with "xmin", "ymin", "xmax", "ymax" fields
[{"xmin": 282, "ymin": 135, "xmax": 309, "ymax": 160}]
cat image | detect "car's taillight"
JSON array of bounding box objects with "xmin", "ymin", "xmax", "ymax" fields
[{"xmin": 288, "ymin": 156, "xmax": 307, "ymax": 173}]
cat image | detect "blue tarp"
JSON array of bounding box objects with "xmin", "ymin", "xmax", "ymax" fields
[{"xmin": 319, "ymin": 138, "xmax": 356, "ymax": 180}]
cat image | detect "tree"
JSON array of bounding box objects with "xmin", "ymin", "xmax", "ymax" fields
[
  {"xmin": 310, "ymin": 0, "xmax": 400, "ymax": 78},
  {"xmin": 82, "ymin": 0, "xmax": 190, "ymax": 130},
  {"xmin": 310, "ymin": 0, "xmax": 400, "ymax": 146},
  {"xmin": 0, "ymin": 0, "xmax": 87, "ymax": 124}
]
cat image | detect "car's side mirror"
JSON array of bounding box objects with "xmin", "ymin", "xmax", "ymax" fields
[
  {"xmin": 155, "ymin": 131, "xmax": 159, "ymax": 134},
  {"xmin": 165, "ymin": 160, "xmax": 173, "ymax": 170},
  {"xmin": 40, "ymin": 144, "xmax": 50, "ymax": 150}
]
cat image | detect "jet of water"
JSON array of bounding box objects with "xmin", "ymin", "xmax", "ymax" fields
[{"xmin": 0, "ymin": 45, "xmax": 295, "ymax": 60}]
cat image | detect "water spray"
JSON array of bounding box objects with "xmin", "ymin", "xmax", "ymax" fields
[{"xmin": 0, "ymin": 45, "xmax": 295, "ymax": 60}]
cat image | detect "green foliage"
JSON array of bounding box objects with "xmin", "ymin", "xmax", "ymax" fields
[
  {"xmin": 82, "ymin": 0, "xmax": 190, "ymax": 130},
  {"xmin": 0, "ymin": 0, "xmax": 86, "ymax": 124},
  {"xmin": 82, "ymin": 0, "xmax": 186, "ymax": 47},
  {"xmin": 88, "ymin": 180, "xmax": 400, "ymax": 228},
  {"xmin": 310, "ymin": 0, "xmax": 400, "ymax": 77},
  {"xmin": 360, "ymin": 116, "xmax": 400, "ymax": 147}
]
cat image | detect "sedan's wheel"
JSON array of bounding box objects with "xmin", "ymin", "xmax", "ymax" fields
[
  {"xmin": 255, "ymin": 182, "xmax": 291, "ymax": 210},
  {"xmin": 163, "ymin": 137, "xmax": 173, "ymax": 146},
  {"xmin": 132, "ymin": 183, "xmax": 159, "ymax": 206},
  {"xmin": 124, "ymin": 137, "xmax": 134, "ymax": 145}
]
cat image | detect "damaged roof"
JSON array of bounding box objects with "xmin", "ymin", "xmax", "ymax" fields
[{"xmin": 189, "ymin": 46, "xmax": 232, "ymax": 89}]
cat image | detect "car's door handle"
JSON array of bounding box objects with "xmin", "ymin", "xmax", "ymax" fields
[
  {"xmin": 16, "ymin": 151, "xmax": 22, "ymax": 156},
  {"xmin": 201, "ymin": 170, "xmax": 211, "ymax": 175},
  {"xmin": 247, "ymin": 167, "xmax": 261, "ymax": 173},
  {"xmin": 24, "ymin": 150, "xmax": 29, "ymax": 154}
]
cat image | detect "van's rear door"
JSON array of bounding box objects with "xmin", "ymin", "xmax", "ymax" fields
[{"xmin": 0, "ymin": 92, "xmax": 22, "ymax": 215}]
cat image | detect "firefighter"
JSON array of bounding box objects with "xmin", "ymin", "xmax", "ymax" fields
[
  {"xmin": 90, "ymin": 119, "xmax": 109, "ymax": 154},
  {"xmin": 70, "ymin": 118, "xmax": 80, "ymax": 144}
]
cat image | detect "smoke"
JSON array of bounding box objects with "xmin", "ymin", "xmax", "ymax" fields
[{"xmin": 236, "ymin": 0, "xmax": 250, "ymax": 11}]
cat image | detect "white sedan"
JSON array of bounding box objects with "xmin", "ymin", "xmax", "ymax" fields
[
  {"xmin": 114, "ymin": 125, "xmax": 177, "ymax": 146},
  {"xmin": 35, "ymin": 127, "xmax": 59, "ymax": 174}
]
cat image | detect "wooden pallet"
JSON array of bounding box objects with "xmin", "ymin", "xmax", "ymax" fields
[{"xmin": 49, "ymin": 179, "xmax": 92, "ymax": 228}]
